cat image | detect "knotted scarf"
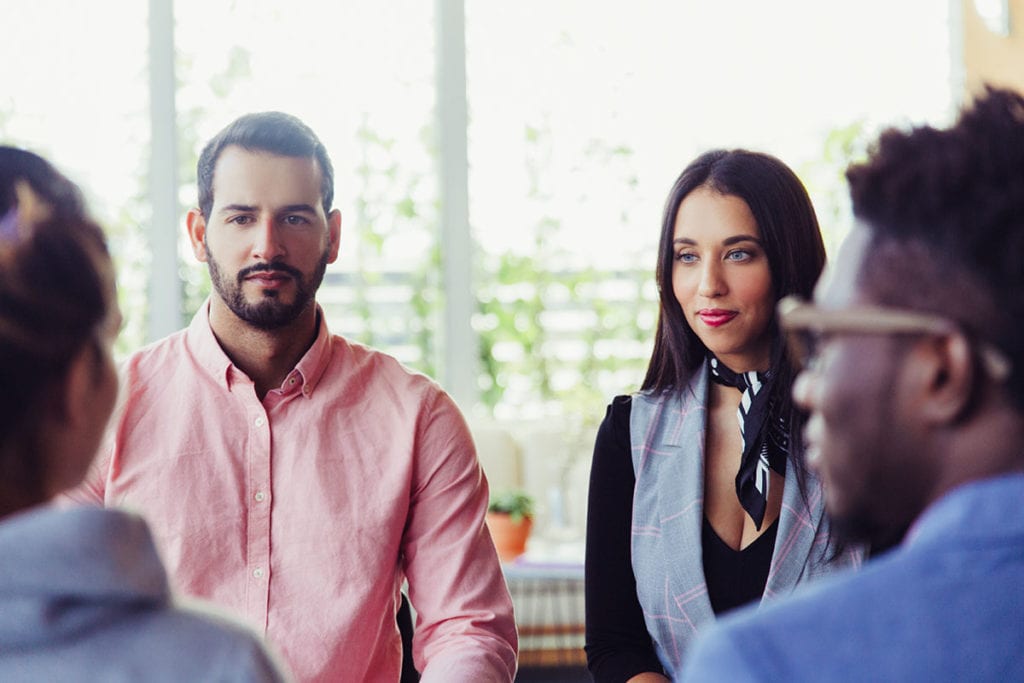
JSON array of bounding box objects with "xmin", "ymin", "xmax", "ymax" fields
[{"xmin": 707, "ymin": 345, "xmax": 791, "ymax": 529}]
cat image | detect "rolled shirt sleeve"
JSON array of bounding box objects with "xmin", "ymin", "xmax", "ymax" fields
[{"xmin": 402, "ymin": 391, "xmax": 518, "ymax": 682}]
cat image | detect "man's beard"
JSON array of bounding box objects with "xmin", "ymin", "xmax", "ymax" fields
[{"xmin": 206, "ymin": 247, "xmax": 329, "ymax": 330}]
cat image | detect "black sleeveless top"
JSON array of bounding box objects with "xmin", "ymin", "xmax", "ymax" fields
[
  {"xmin": 585, "ymin": 395, "xmax": 779, "ymax": 681},
  {"xmin": 701, "ymin": 515, "xmax": 778, "ymax": 615}
]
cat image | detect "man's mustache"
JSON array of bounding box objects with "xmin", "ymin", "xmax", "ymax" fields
[{"xmin": 237, "ymin": 262, "xmax": 303, "ymax": 283}]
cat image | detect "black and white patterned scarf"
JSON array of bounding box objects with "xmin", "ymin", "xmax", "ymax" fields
[{"xmin": 707, "ymin": 345, "xmax": 790, "ymax": 530}]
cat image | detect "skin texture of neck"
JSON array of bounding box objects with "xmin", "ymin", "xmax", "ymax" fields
[
  {"xmin": 208, "ymin": 296, "xmax": 319, "ymax": 400},
  {"xmin": 928, "ymin": 402, "xmax": 1024, "ymax": 507},
  {"xmin": 878, "ymin": 385, "xmax": 1024, "ymax": 551},
  {"xmin": 0, "ymin": 467, "xmax": 40, "ymax": 517}
]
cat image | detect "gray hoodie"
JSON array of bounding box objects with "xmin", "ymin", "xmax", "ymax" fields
[{"xmin": 0, "ymin": 505, "xmax": 287, "ymax": 682}]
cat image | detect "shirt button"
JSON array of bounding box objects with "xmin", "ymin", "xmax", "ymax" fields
[
  {"xmin": 254, "ymin": 491, "xmax": 266, "ymax": 502},
  {"xmin": 289, "ymin": 377, "xmax": 297, "ymax": 385},
  {"xmin": 253, "ymin": 567, "xmax": 264, "ymax": 578},
  {"xmin": 254, "ymin": 416, "xmax": 266, "ymax": 427}
]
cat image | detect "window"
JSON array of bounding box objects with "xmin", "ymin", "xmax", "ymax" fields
[{"xmin": 2, "ymin": 0, "xmax": 953, "ymax": 421}]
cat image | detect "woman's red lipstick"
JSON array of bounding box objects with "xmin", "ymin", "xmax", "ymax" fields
[{"xmin": 697, "ymin": 309, "xmax": 738, "ymax": 327}]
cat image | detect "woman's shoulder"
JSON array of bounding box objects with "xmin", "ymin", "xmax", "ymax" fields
[
  {"xmin": 598, "ymin": 395, "xmax": 633, "ymax": 443},
  {"xmin": 634, "ymin": 365, "xmax": 708, "ymax": 408},
  {"xmin": 609, "ymin": 394, "xmax": 632, "ymax": 411},
  {"xmin": 604, "ymin": 393, "xmax": 632, "ymax": 421}
]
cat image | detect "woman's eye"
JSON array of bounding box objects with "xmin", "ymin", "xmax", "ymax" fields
[
  {"xmin": 726, "ymin": 249, "xmax": 752, "ymax": 262},
  {"xmin": 676, "ymin": 252, "xmax": 698, "ymax": 263}
]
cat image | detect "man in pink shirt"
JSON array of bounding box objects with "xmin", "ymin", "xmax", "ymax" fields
[{"xmin": 69, "ymin": 112, "xmax": 518, "ymax": 682}]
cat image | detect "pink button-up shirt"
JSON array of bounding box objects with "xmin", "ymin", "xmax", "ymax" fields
[{"xmin": 69, "ymin": 303, "xmax": 518, "ymax": 682}]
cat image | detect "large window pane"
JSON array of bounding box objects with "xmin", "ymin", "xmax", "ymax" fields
[
  {"xmin": 173, "ymin": 0, "xmax": 439, "ymax": 371},
  {"xmin": 1, "ymin": 1, "xmax": 150, "ymax": 352},
  {"xmin": 465, "ymin": 0, "xmax": 953, "ymax": 420}
]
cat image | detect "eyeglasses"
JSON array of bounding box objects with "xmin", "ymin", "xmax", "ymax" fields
[{"xmin": 777, "ymin": 295, "xmax": 1012, "ymax": 381}]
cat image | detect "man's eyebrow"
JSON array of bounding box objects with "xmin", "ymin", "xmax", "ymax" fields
[
  {"xmin": 672, "ymin": 234, "xmax": 762, "ymax": 246},
  {"xmin": 217, "ymin": 203, "xmax": 319, "ymax": 215},
  {"xmin": 218, "ymin": 203, "xmax": 257, "ymax": 214},
  {"xmin": 278, "ymin": 204, "xmax": 318, "ymax": 214}
]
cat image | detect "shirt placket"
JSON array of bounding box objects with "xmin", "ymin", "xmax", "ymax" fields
[{"xmin": 246, "ymin": 403, "xmax": 273, "ymax": 632}]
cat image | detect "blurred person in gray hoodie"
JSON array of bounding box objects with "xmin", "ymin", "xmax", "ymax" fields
[{"xmin": 0, "ymin": 146, "xmax": 288, "ymax": 682}]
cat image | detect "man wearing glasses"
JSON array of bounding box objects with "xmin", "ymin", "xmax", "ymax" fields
[{"xmin": 681, "ymin": 85, "xmax": 1024, "ymax": 681}]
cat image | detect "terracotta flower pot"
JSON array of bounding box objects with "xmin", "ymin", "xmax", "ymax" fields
[{"xmin": 485, "ymin": 512, "xmax": 533, "ymax": 562}]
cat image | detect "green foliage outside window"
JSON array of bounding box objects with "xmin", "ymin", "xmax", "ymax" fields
[{"xmin": 2, "ymin": 86, "xmax": 870, "ymax": 421}]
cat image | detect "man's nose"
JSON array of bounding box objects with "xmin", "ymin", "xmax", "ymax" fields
[{"xmin": 252, "ymin": 218, "xmax": 286, "ymax": 261}]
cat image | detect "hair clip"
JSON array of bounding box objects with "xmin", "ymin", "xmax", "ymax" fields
[
  {"xmin": 0, "ymin": 180, "xmax": 52, "ymax": 248},
  {"xmin": 14, "ymin": 180, "xmax": 51, "ymax": 224}
]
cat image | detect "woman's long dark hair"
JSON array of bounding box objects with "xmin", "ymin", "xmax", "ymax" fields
[
  {"xmin": 642, "ymin": 149, "xmax": 825, "ymax": 391},
  {"xmin": 641, "ymin": 149, "xmax": 826, "ymax": 507}
]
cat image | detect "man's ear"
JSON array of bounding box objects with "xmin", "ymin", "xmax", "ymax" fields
[
  {"xmin": 907, "ymin": 333, "xmax": 975, "ymax": 425},
  {"xmin": 327, "ymin": 208, "xmax": 342, "ymax": 264},
  {"xmin": 186, "ymin": 208, "xmax": 209, "ymax": 263}
]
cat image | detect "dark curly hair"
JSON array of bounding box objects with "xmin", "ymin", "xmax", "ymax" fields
[{"xmin": 846, "ymin": 86, "xmax": 1024, "ymax": 409}]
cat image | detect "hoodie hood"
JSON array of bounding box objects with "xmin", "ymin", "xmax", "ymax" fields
[{"xmin": 0, "ymin": 505, "xmax": 169, "ymax": 647}]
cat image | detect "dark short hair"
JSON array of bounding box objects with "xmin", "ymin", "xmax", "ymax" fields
[
  {"xmin": 196, "ymin": 111, "xmax": 335, "ymax": 219},
  {"xmin": 642, "ymin": 149, "xmax": 826, "ymax": 392},
  {"xmin": 846, "ymin": 86, "xmax": 1024, "ymax": 409},
  {"xmin": 0, "ymin": 146, "xmax": 110, "ymax": 510}
]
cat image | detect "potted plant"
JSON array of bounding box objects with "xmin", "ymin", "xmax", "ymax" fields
[{"xmin": 485, "ymin": 490, "xmax": 535, "ymax": 562}]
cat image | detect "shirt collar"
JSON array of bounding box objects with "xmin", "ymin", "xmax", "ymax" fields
[
  {"xmin": 185, "ymin": 298, "xmax": 333, "ymax": 398},
  {"xmin": 904, "ymin": 473, "xmax": 1024, "ymax": 548},
  {"xmin": 291, "ymin": 307, "xmax": 332, "ymax": 398}
]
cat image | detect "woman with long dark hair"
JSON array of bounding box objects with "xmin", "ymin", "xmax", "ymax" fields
[
  {"xmin": 584, "ymin": 149, "xmax": 861, "ymax": 681},
  {"xmin": 0, "ymin": 147, "xmax": 286, "ymax": 681}
]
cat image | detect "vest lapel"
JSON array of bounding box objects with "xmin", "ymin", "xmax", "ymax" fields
[
  {"xmin": 630, "ymin": 365, "xmax": 716, "ymax": 669},
  {"xmin": 657, "ymin": 368, "xmax": 716, "ymax": 624},
  {"xmin": 763, "ymin": 461, "xmax": 826, "ymax": 598}
]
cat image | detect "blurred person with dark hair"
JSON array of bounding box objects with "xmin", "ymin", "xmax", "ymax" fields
[
  {"xmin": 585, "ymin": 149, "xmax": 860, "ymax": 682},
  {"xmin": 683, "ymin": 86, "xmax": 1024, "ymax": 681},
  {"xmin": 0, "ymin": 146, "xmax": 287, "ymax": 681},
  {"xmin": 66, "ymin": 112, "xmax": 518, "ymax": 682}
]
